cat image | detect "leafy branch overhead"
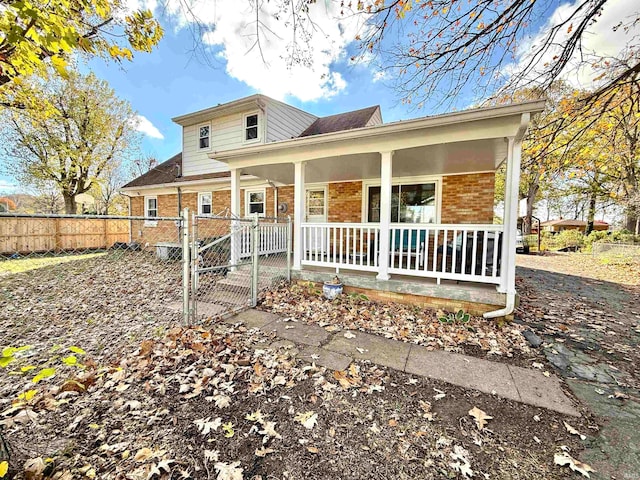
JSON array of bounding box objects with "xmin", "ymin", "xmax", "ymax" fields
[{"xmin": 0, "ymin": 0, "xmax": 163, "ymax": 99}]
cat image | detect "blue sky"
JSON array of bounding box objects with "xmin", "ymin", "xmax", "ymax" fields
[{"xmin": 87, "ymin": 25, "xmax": 411, "ymax": 163}]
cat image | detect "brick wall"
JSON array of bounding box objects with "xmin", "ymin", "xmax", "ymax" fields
[
  {"xmin": 328, "ymin": 182, "xmax": 362, "ymax": 223},
  {"xmin": 441, "ymin": 173, "xmax": 495, "ymax": 224},
  {"xmin": 128, "ymin": 172, "xmax": 495, "ymax": 244}
]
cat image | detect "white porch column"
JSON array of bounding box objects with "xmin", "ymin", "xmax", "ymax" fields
[
  {"xmin": 377, "ymin": 151, "xmax": 394, "ymax": 281},
  {"xmin": 292, "ymin": 161, "xmax": 306, "ymax": 270},
  {"xmin": 499, "ymin": 137, "xmax": 522, "ymax": 294},
  {"xmin": 230, "ymin": 168, "xmax": 241, "ymax": 267}
]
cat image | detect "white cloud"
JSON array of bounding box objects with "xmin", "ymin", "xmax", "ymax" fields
[
  {"xmin": 152, "ymin": 1, "xmax": 366, "ymax": 101},
  {"xmin": 505, "ymin": 0, "xmax": 640, "ymax": 89},
  {"xmin": 134, "ymin": 115, "xmax": 164, "ymax": 139}
]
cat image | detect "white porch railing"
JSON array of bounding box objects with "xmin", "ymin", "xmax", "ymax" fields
[
  {"xmin": 239, "ymin": 222, "xmax": 289, "ymax": 258},
  {"xmin": 301, "ymin": 222, "xmax": 504, "ymax": 284}
]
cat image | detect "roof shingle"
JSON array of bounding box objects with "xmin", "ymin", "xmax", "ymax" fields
[
  {"xmin": 298, "ymin": 106, "xmax": 380, "ymax": 137},
  {"xmin": 122, "ymin": 153, "xmax": 230, "ymax": 189}
]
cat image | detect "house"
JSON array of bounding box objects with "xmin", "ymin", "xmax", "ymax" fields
[
  {"xmin": 541, "ymin": 218, "xmax": 609, "ymax": 233},
  {"xmin": 0, "ymin": 197, "xmax": 17, "ymax": 212},
  {"xmin": 121, "ymin": 94, "xmax": 545, "ymax": 317}
]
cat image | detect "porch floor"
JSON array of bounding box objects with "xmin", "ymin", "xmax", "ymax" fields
[{"xmin": 290, "ymin": 264, "xmax": 508, "ymax": 310}]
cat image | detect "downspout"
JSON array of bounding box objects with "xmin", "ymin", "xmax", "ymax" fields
[
  {"xmin": 177, "ymin": 186, "xmax": 182, "ymax": 240},
  {"xmin": 484, "ymin": 113, "xmax": 531, "ymax": 319}
]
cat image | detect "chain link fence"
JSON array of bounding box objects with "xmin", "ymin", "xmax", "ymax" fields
[
  {"xmin": 0, "ymin": 211, "xmax": 292, "ymax": 334},
  {"xmin": 190, "ymin": 215, "xmax": 291, "ymax": 322},
  {"xmin": 0, "ymin": 213, "xmax": 186, "ymax": 356}
]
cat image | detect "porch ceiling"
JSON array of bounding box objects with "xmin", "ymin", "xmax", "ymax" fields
[{"xmin": 242, "ymin": 138, "xmax": 507, "ymax": 184}]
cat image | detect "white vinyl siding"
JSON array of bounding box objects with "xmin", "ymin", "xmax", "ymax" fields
[
  {"xmin": 265, "ymin": 99, "xmax": 317, "ymax": 143},
  {"xmin": 366, "ymin": 106, "xmax": 383, "ymax": 127},
  {"xmin": 182, "ymin": 112, "xmax": 250, "ymax": 176}
]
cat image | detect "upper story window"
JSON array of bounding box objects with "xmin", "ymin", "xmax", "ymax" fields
[
  {"xmin": 198, "ymin": 192, "xmax": 212, "ymax": 215},
  {"xmin": 199, "ymin": 124, "xmax": 210, "ymax": 149},
  {"xmin": 244, "ymin": 113, "xmax": 259, "ymax": 142}
]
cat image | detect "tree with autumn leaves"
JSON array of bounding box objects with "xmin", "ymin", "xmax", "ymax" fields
[{"xmin": 0, "ymin": 0, "xmax": 163, "ymax": 108}]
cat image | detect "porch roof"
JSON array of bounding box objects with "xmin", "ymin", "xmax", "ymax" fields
[{"xmin": 212, "ymin": 100, "xmax": 544, "ymax": 184}]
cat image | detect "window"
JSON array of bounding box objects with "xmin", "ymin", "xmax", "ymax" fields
[
  {"xmin": 198, "ymin": 192, "xmax": 212, "ymax": 215},
  {"xmin": 144, "ymin": 196, "xmax": 158, "ymax": 226},
  {"xmin": 367, "ymin": 182, "xmax": 437, "ymax": 223},
  {"xmin": 245, "ymin": 189, "xmax": 265, "ymax": 216},
  {"xmin": 145, "ymin": 196, "xmax": 158, "ymax": 217},
  {"xmin": 199, "ymin": 124, "xmax": 210, "ymax": 149},
  {"xmin": 244, "ymin": 113, "xmax": 259, "ymax": 142}
]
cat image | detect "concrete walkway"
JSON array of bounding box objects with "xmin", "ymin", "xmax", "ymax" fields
[{"xmin": 226, "ymin": 309, "xmax": 579, "ymax": 417}]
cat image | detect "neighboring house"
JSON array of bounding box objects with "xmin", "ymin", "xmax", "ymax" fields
[
  {"xmin": 0, "ymin": 197, "xmax": 17, "ymax": 212},
  {"xmin": 541, "ymin": 218, "xmax": 609, "ymax": 233},
  {"xmin": 121, "ymin": 94, "xmax": 545, "ymax": 317}
]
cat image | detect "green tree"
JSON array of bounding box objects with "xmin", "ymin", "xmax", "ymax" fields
[
  {"xmin": 1, "ymin": 72, "xmax": 140, "ymax": 213},
  {"xmin": 0, "ymin": 0, "xmax": 162, "ymax": 106}
]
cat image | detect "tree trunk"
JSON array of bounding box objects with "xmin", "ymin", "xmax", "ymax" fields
[
  {"xmin": 524, "ymin": 188, "xmax": 537, "ymax": 235},
  {"xmin": 63, "ymin": 194, "xmax": 77, "ymax": 214},
  {"xmin": 585, "ymin": 193, "xmax": 596, "ymax": 235}
]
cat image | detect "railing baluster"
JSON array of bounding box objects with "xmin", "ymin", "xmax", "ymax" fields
[
  {"xmin": 452, "ymin": 229, "xmax": 458, "ymax": 274},
  {"xmin": 471, "ymin": 231, "xmax": 478, "ymax": 276},
  {"xmin": 441, "ymin": 229, "xmax": 448, "ymax": 273},
  {"xmin": 374, "ymin": 227, "xmax": 379, "ymax": 267},
  {"xmin": 481, "ymin": 230, "xmax": 488, "ymax": 276},
  {"xmin": 432, "ymin": 228, "xmax": 439, "ymax": 272},
  {"xmin": 492, "ymin": 230, "xmax": 499, "ymax": 278},
  {"xmin": 390, "ymin": 226, "xmax": 397, "ymax": 269},
  {"xmin": 423, "ymin": 228, "xmax": 430, "ymax": 273},
  {"xmin": 461, "ymin": 228, "xmax": 468, "ymax": 275}
]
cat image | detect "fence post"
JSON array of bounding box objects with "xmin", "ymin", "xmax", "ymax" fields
[
  {"xmin": 181, "ymin": 207, "xmax": 190, "ymax": 326},
  {"xmin": 286, "ymin": 215, "xmax": 292, "ymax": 282},
  {"xmin": 251, "ymin": 215, "xmax": 260, "ymax": 307}
]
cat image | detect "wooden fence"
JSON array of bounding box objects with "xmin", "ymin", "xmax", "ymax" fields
[{"xmin": 0, "ymin": 216, "xmax": 130, "ymax": 255}]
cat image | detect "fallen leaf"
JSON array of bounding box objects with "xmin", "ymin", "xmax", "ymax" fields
[
  {"xmin": 307, "ymin": 446, "xmax": 319, "ymax": 453},
  {"xmin": 344, "ymin": 332, "xmax": 356, "ymax": 339},
  {"xmin": 134, "ymin": 448, "xmax": 153, "ymax": 462},
  {"xmin": 255, "ymin": 447, "xmax": 275, "ymax": 457},
  {"xmin": 24, "ymin": 457, "xmax": 46, "ymax": 480},
  {"xmin": 214, "ymin": 461, "xmax": 244, "ymax": 480},
  {"xmin": 469, "ymin": 407, "xmax": 493, "ymax": 430},
  {"xmin": 554, "ymin": 452, "xmax": 595, "ymax": 477},
  {"xmin": 194, "ymin": 417, "xmax": 222, "ymax": 436},
  {"xmin": 258, "ymin": 421, "xmax": 282, "ymax": 439},
  {"xmin": 222, "ymin": 422, "xmax": 235, "ymax": 438},
  {"xmin": 294, "ymin": 411, "xmax": 318, "ymax": 430},
  {"xmin": 563, "ymin": 421, "xmax": 586, "ymax": 440}
]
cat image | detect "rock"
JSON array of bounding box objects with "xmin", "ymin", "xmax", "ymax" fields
[{"xmin": 523, "ymin": 329, "xmax": 543, "ymax": 348}]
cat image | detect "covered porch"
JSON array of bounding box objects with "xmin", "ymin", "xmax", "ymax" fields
[{"xmin": 216, "ymin": 101, "xmax": 545, "ymax": 316}]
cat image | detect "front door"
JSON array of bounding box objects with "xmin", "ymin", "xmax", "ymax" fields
[{"xmin": 305, "ymin": 187, "xmax": 327, "ymax": 253}]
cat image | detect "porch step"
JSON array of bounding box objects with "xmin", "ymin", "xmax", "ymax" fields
[
  {"xmin": 203, "ymin": 291, "xmax": 250, "ymax": 307},
  {"xmin": 216, "ymin": 277, "xmax": 252, "ymax": 294}
]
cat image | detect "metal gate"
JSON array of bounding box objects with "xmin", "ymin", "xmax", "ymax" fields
[{"xmin": 188, "ymin": 213, "xmax": 291, "ymax": 322}]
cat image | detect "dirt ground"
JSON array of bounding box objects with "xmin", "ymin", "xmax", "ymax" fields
[{"xmin": 0, "ymin": 252, "xmax": 606, "ymax": 479}]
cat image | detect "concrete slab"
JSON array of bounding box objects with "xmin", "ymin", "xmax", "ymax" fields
[
  {"xmin": 299, "ymin": 346, "xmax": 352, "ymax": 371},
  {"xmin": 261, "ymin": 319, "xmax": 330, "ymax": 347},
  {"xmin": 226, "ymin": 309, "xmax": 279, "ymax": 329},
  {"xmin": 509, "ymin": 365, "xmax": 580, "ymax": 417},
  {"xmin": 405, "ymin": 347, "xmax": 521, "ymax": 402},
  {"xmin": 323, "ymin": 331, "xmax": 411, "ymax": 371}
]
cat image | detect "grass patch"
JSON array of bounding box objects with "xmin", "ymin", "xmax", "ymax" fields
[{"xmin": 0, "ymin": 252, "xmax": 105, "ymax": 275}]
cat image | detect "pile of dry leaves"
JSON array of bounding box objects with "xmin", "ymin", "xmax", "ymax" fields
[
  {"xmin": 1, "ymin": 321, "xmax": 589, "ymax": 480},
  {"xmin": 259, "ymin": 283, "xmax": 532, "ymax": 359}
]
